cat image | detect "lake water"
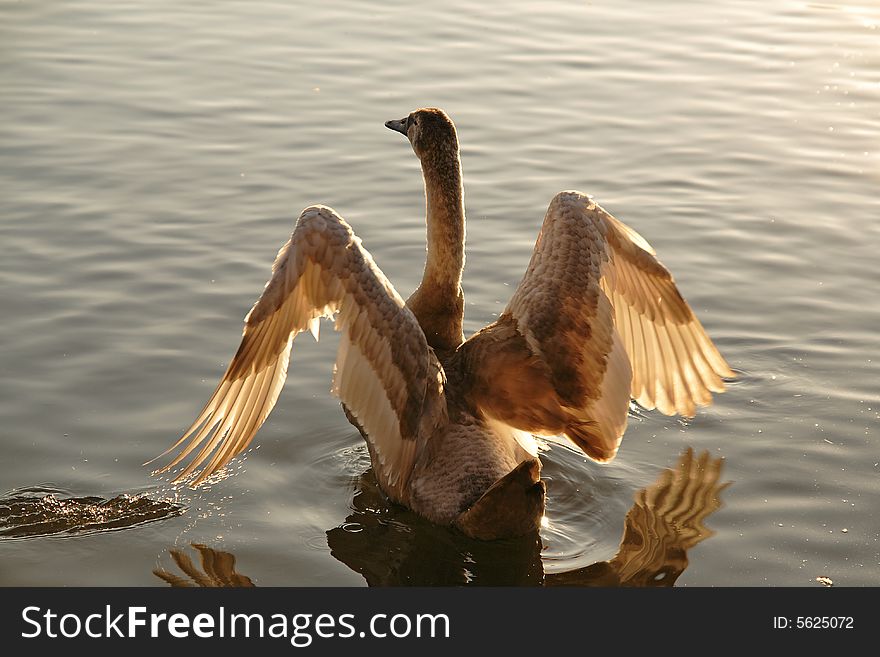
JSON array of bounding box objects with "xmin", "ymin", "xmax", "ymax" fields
[{"xmin": 1, "ymin": 0, "xmax": 878, "ymax": 586}]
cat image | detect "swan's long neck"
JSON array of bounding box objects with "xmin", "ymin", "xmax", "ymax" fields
[
  {"xmin": 407, "ymin": 147, "xmax": 466, "ymax": 355},
  {"xmin": 423, "ymin": 155, "xmax": 465, "ymax": 293}
]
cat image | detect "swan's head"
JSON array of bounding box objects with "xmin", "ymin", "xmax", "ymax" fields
[{"xmin": 385, "ymin": 107, "xmax": 459, "ymax": 162}]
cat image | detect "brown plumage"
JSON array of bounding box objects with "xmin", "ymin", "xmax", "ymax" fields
[{"xmin": 150, "ymin": 107, "xmax": 733, "ymax": 540}]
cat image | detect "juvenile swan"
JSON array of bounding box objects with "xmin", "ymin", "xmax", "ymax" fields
[{"xmin": 152, "ymin": 108, "xmax": 734, "ymax": 540}]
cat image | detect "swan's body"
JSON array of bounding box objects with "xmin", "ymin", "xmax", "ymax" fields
[{"xmin": 153, "ymin": 108, "xmax": 733, "ymax": 540}]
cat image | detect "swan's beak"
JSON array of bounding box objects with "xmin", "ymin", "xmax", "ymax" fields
[{"xmin": 385, "ymin": 117, "xmax": 408, "ymax": 136}]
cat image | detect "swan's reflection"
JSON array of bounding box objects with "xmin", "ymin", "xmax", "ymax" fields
[
  {"xmin": 155, "ymin": 447, "xmax": 728, "ymax": 587},
  {"xmin": 547, "ymin": 448, "xmax": 729, "ymax": 586}
]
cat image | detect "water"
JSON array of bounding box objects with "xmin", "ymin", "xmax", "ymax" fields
[{"xmin": 1, "ymin": 0, "xmax": 877, "ymax": 586}]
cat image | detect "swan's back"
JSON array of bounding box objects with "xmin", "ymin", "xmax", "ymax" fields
[{"xmin": 408, "ymin": 411, "xmax": 544, "ymax": 539}]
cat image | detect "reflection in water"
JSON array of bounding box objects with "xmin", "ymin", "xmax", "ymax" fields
[
  {"xmin": 154, "ymin": 448, "xmax": 728, "ymax": 586},
  {"xmin": 0, "ymin": 486, "xmax": 183, "ymax": 539},
  {"xmin": 154, "ymin": 544, "xmax": 254, "ymax": 587},
  {"xmin": 546, "ymin": 448, "xmax": 729, "ymax": 586}
]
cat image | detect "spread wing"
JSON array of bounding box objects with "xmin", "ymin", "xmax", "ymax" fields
[
  {"xmin": 150, "ymin": 206, "xmax": 447, "ymax": 498},
  {"xmin": 597, "ymin": 200, "xmax": 734, "ymax": 416},
  {"xmin": 460, "ymin": 191, "xmax": 732, "ymax": 462}
]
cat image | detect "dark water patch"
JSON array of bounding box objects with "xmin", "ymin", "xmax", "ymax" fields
[{"xmin": 0, "ymin": 485, "xmax": 184, "ymax": 540}]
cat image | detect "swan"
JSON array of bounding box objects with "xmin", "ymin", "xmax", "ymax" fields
[{"xmin": 151, "ymin": 107, "xmax": 734, "ymax": 540}]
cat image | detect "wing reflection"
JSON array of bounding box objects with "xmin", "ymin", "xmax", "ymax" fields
[
  {"xmin": 154, "ymin": 447, "xmax": 728, "ymax": 587},
  {"xmin": 153, "ymin": 543, "xmax": 254, "ymax": 587},
  {"xmin": 545, "ymin": 447, "xmax": 729, "ymax": 586}
]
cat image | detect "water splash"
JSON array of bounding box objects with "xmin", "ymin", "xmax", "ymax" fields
[{"xmin": 0, "ymin": 485, "xmax": 184, "ymax": 540}]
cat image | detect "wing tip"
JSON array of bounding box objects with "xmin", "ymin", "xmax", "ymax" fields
[
  {"xmin": 565, "ymin": 420, "xmax": 621, "ymax": 463},
  {"xmin": 147, "ymin": 456, "xmax": 234, "ymax": 489},
  {"xmin": 146, "ymin": 424, "xmax": 231, "ymax": 487}
]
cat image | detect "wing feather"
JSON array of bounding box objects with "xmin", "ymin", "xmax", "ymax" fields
[
  {"xmin": 461, "ymin": 191, "xmax": 732, "ymax": 462},
  {"xmin": 151, "ymin": 206, "xmax": 447, "ymax": 497},
  {"xmin": 593, "ymin": 194, "xmax": 733, "ymax": 415}
]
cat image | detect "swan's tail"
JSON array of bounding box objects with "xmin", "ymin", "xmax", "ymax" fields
[{"xmin": 455, "ymin": 458, "xmax": 545, "ymax": 540}]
